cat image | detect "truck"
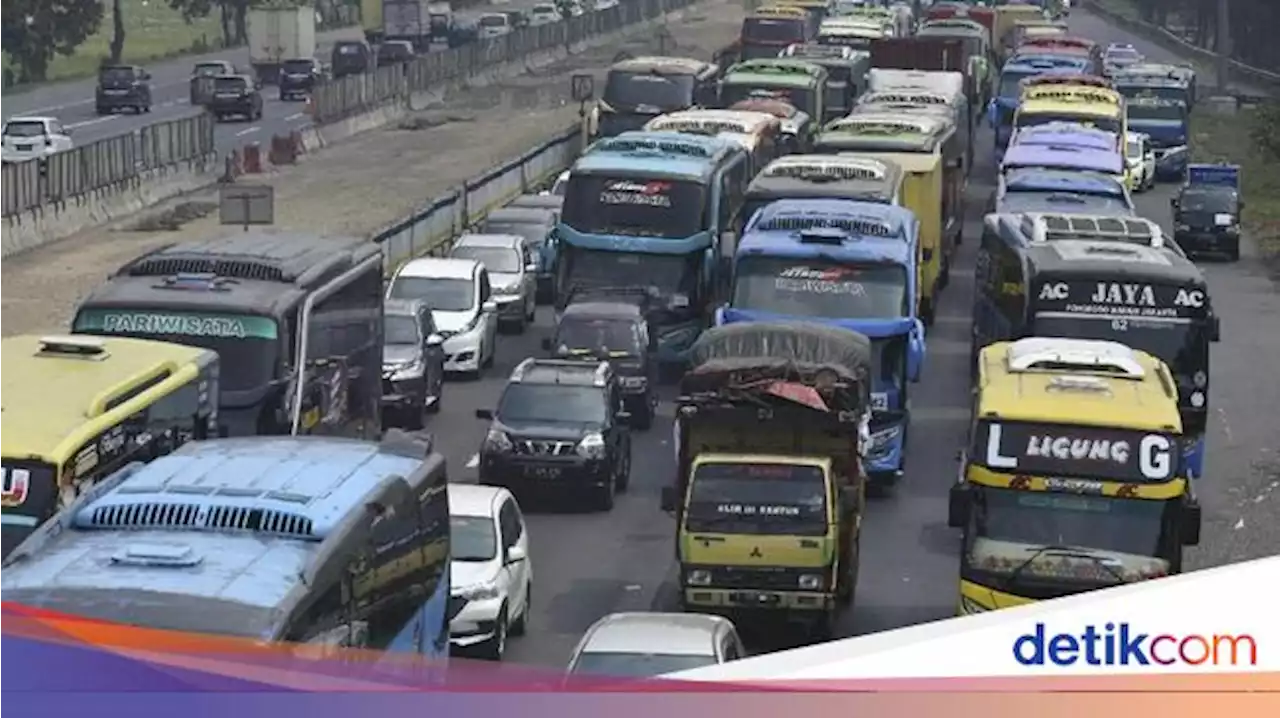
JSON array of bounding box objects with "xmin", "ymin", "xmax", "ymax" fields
[
  {"xmin": 869, "ymin": 37, "xmax": 978, "ymax": 106},
  {"xmin": 661, "ymin": 322, "xmax": 871, "ymax": 639},
  {"xmin": 382, "ymin": 0, "xmax": 439, "ymax": 50},
  {"xmin": 248, "ymin": 4, "xmax": 317, "ymax": 84}
]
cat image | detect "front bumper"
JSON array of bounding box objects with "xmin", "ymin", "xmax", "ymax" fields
[
  {"xmin": 96, "ymin": 90, "xmax": 144, "ymax": 108},
  {"xmin": 1174, "ymin": 228, "xmax": 1239, "ymax": 254},
  {"xmin": 442, "ymin": 331, "xmax": 483, "ymax": 372},
  {"xmin": 479, "ymin": 452, "xmax": 612, "ymax": 490},
  {"xmin": 682, "ymin": 586, "xmax": 834, "ymax": 614},
  {"xmin": 448, "ymin": 594, "xmax": 504, "ymax": 647},
  {"xmin": 381, "ymin": 373, "xmax": 426, "ymax": 409},
  {"xmin": 493, "ymin": 294, "xmax": 525, "ymax": 321}
]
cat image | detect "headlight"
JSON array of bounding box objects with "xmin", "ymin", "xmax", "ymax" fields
[
  {"xmin": 484, "ymin": 428, "xmax": 513, "ymax": 452},
  {"xmin": 1190, "ymin": 390, "xmax": 1205, "ymax": 408},
  {"xmin": 577, "ymin": 432, "xmax": 606, "ymax": 459},
  {"xmin": 621, "ymin": 376, "xmax": 647, "ymax": 389},
  {"xmin": 387, "ymin": 360, "xmax": 424, "ymax": 381},
  {"xmin": 870, "ymin": 425, "xmax": 902, "ymax": 450},
  {"xmin": 686, "ymin": 569, "xmax": 712, "ymax": 586},
  {"xmin": 798, "ymin": 574, "xmax": 823, "ymax": 590},
  {"xmin": 1193, "ymin": 371, "xmax": 1208, "ymax": 388},
  {"xmin": 454, "ymin": 583, "xmax": 501, "ymax": 601},
  {"xmin": 960, "ymin": 596, "xmax": 990, "ymax": 615},
  {"xmin": 1177, "ymin": 223, "xmax": 1190, "ymax": 232}
]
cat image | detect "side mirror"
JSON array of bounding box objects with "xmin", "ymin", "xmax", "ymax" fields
[
  {"xmin": 1238, "ymin": 201, "xmax": 1245, "ymax": 210},
  {"xmin": 475, "ymin": 408, "xmax": 494, "ymax": 420},
  {"xmin": 948, "ymin": 484, "xmax": 970, "ymax": 528},
  {"xmin": 482, "ymin": 300, "xmax": 498, "ymax": 313},
  {"xmin": 426, "ymin": 333, "xmax": 445, "ymax": 347},
  {"xmin": 718, "ymin": 230, "xmax": 737, "ymax": 259},
  {"xmin": 506, "ymin": 544, "xmax": 528, "ymax": 563},
  {"xmin": 571, "ymin": 73, "xmax": 595, "ymax": 102},
  {"xmin": 541, "ymin": 337, "xmax": 552, "ymax": 350},
  {"xmin": 660, "ymin": 485, "xmax": 679, "ymax": 512},
  {"xmin": 1180, "ymin": 500, "xmax": 1202, "ymax": 546},
  {"xmin": 1169, "ymin": 198, "xmax": 1178, "ymax": 209},
  {"xmin": 1209, "ymin": 316, "xmax": 1221, "ymax": 342}
]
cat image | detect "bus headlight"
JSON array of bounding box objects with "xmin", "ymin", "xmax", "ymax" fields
[
  {"xmin": 798, "ymin": 574, "xmax": 823, "ymax": 590},
  {"xmin": 1190, "ymin": 391, "xmax": 1206, "ymax": 408},
  {"xmin": 1193, "ymin": 371, "xmax": 1207, "ymax": 388},
  {"xmin": 686, "ymin": 569, "xmax": 712, "ymax": 586}
]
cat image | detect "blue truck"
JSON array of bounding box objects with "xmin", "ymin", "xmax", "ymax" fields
[
  {"xmin": 1125, "ymin": 95, "xmax": 1190, "ymax": 180},
  {"xmin": 1173, "ymin": 163, "xmax": 1243, "ymax": 262},
  {"xmin": 715, "ymin": 198, "xmax": 926, "ymax": 492},
  {"xmin": 988, "ymin": 56, "xmax": 1090, "ymax": 162},
  {"xmin": 554, "ymin": 131, "xmax": 752, "ymax": 370}
]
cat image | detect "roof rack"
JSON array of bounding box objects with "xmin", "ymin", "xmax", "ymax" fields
[
  {"xmin": 756, "ymin": 208, "xmax": 901, "ymax": 238},
  {"xmin": 762, "ymin": 155, "xmax": 894, "ymax": 181},
  {"xmin": 1021, "ymin": 86, "xmax": 1120, "ymax": 104},
  {"xmin": 511, "ymin": 357, "xmax": 611, "ymax": 386},
  {"xmin": 1006, "ymin": 337, "xmax": 1146, "ymax": 379},
  {"xmin": 1020, "ymin": 213, "xmax": 1166, "ymax": 248},
  {"xmin": 593, "ymin": 133, "xmax": 729, "ymax": 160},
  {"xmin": 827, "ymin": 114, "xmax": 947, "ymax": 136},
  {"xmin": 730, "ymin": 60, "xmax": 825, "ymax": 79}
]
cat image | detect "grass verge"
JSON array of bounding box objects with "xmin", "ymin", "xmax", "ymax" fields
[{"xmin": 1190, "ymin": 105, "xmax": 1280, "ymax": 259}]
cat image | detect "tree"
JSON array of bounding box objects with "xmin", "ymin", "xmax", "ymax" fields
[
  {"xmin": 109, "ymin": 0, "xmax": 126, "ymax": 63},
  {"xmin": 0, "ymin": 0, "xmax": 104, "ymax": 83},
  {"xmin": 166, "ymin": 0, "xmax": 251, "ymax": 48}
]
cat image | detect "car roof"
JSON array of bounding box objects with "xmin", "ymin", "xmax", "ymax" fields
[
  {"xmin": 561, "ymin": 301, "xmax": 644, "ymax": 319},
  {"xmin": 579, "ymin": 612, "xmax": 731, "ymax": 655},
  {"xmin": 447, "ymin": 483, "xmax": 510, "ymax": 517},
  {"xmin": 6, "ymin": 116, "xmax": 56, "ymax": 124},
  {"xmin": 398, "ymin": 256, "xmax": 479, "ymax": 279},
  {"xmin": 454, "ymin": 233, "xmax": 524, "ymax": 249}
]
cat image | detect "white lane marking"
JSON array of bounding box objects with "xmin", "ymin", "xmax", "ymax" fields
[
  {"xmin": 465, "ymin": 453, "xmax": 480, "ymax": 469},
  {"xmin": 285, "ymin": 112, "xmax": 304, "ymax": 121},
  {"xmin": 235, "ymin": 126, "xmax": 260, "ymax": 137},
  {"xmin": 64, "ymin": 116, "xmax": 117, "ymax": 129}
]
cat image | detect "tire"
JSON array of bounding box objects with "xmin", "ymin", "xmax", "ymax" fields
[
  {"xmin": 405, "ymin": 397, "xmax": 426, "ymax": 431},
  {"xmin": 482, "ymin": 340, "xmax": 495, "ymax": 369},
  {"xmin": 595, "ymin": 469, "xmax": 616, "ymax": 511},
  {"xmin": 96, "ymin": 106, "xmax": 108, "ymax": 116},
  {"xmin": 616, "ymin": 445, "xmax": 631, "ymax": 493},
  {"xmin": 476, "ymin": 606, "xmax": 507, "ymax": 661},
  {"xmin": 513, "ymin": 315, "xmax": 527, "ymax": 335},
  {"xmin": 526, "ymin": 297, "xmax": 536, "ymax": 323},
  {"xmin": 1226, "ymin": 241, "xmax": 1241, "ymax": 262},
  {"xmin": 426, "ymin": 376, "xmax": 443, "ymax": 414},
  {"xmin": 631, "ymin": 399, "xmax": 654, "ymax": 431},
  {"xmin": 509, "ymin": 585, "xmax": 531, "ymax": 636}
]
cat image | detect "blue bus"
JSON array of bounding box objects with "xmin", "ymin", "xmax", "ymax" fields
[
  {"xmin": 988, "ymin": 56, "xmax": 1091, "ymax": 161},
  {"xmin": 1124, "ymin": 96, "xmax": 1190, "ymax": 180},
  {"xmin": 2, "ymin": 433, "xmax": 454, "ymax": 671},
  {"xmin": 992, "ymin": 167, "xmax": 1135, "ymax": 216},
  {"xmin": 556, "ymin": 131, "xmax": 751, "ymax": 367},
  {"xmin": 716, "ymin": 199, "xmax": 926, "ymax": 490}
]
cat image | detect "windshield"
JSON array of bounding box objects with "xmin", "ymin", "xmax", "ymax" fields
[
  {"xmin": 384, "ymin": 314, "xmax": 421, "ymax": 345},
  {"xmin": 214, "ymin": 77, "xmax": 246, "ymax": 92},
  {"xmin": 1125, "ymin": 138, "xmax": 1143, "ymax": 158},
  {"xmin": 451, "ymin": 246, "xmax": 521, "ymax": 273},
  {"xmin": 685, "ymin": 462, "xmax": 829, "ymax": 536},
  {"xmin": 282, "ymin": 60, "xmax": 313, "ymax": 73},
  {"xmin": 99, "ymin": 67, "xmax": 136, "ymax": 83},
  {"xmin": 1032, "ymin": 314, "xmax": 1201, "ymax": 380},
  {"xmin": 560, "ymin": 248, "xmax": 695, "ymax": 296},
  {"xmin": 4, "ymin": 121, "xmax": 46, "ymax": 138},
  {"xmin": 965, "ymin": 486, "xmax": 1172, "ymax": 586},
  {"xmin": 1, "ymin": 461, "xmax": 57, "ymax": 556},
  {"xmin": 193, "ymin": 63, "xmax": 226, "ymax": 77},
  {"xmin": 389, "ymin": 277, "xmax": 475, "ymax": 312},
  {"xmin": 721, "ymin": 84, "xmax": 817, "ymax": 117},
  {"xmin": 498, "ymin": 383, "xmax": 606, "ymax": 424},
  {"xmin": 743, "ymin": 18, "xmax": 807, "ymax": 45},
  {"xmin": 72, "ymin": 309, "xmax": 278, "ymax": 392},
  {"xmin": 562, "ymin": 176, "xmax": 707, "ymax": 239},
  {"xmin": 480, "ymin": 221, "xmax": 548, "ymax": 247},
  {"xmin": 731, "ymin": 257, "xmax": 909, "ymax": 320},
  {"xmin": 1127, "ymin": 103, "xmax": 1185, "ymax": 122},
  {"xmin": 1017, "ymin": 112, "xmax": 1122, "ymax": 136},
  {"xmin": 572, "ymin": 651, "xmax": 717, "ymax": 677},
  {"xmin": 450, "ymin": 515, "xmax": 497, "ymax": 561},
  {"xmin": 554, "ymin": 317, "xmax": 639, "ymax": 355},
  {"xmin": 1178, "ymin": 188, "xmax": 1237, "ymax": 213},
  {"xmin": 997, "ymin": 191, "xmax": 1132, "ymax": 215},
  {"xmin": 479, "ymin": 15, "xmax": 507, "ymax": 27},
  {"xmin": 2, "ymin": 588, "xmax": 274, "ymax": 639},
  {"xmin": 602, "ymin": 71, "xmax": 696, "ymax": 110},
  {"xmin": 1118, "ymin": 85, "xmax": 1188, "ymax": 104}
]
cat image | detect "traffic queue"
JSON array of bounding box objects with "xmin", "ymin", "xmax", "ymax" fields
[{"xmin": 0, "ymin": 0, "xmax": 1239, "ymax": 678}]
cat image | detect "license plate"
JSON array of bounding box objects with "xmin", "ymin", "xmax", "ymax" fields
[
  {"xmin": 215, "ymin": 93, "xmax": 240, "ymax": 99},
  {"xmin": 730, "ymin": 591, "xmax": 781, "ymax": 606},
  {"xmin": 524, "ymin": 466, "xmax": 562, "ymax": 479},
  {"xmin": 105, "ymin": 89, "xmax": 128, "ymax": 95},
  {"xmin": 15, "ymin": 144, "xmax": 32, "ymax": 152}
]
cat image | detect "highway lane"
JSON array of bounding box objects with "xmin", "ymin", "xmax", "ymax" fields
[{"xmin": 420, "ymin": 5, "xmax": 1280, "ymax": 670}]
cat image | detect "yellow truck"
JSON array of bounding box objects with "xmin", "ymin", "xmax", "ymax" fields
[
  {"xmin": 994, "ymin": 3, "xmax": 1047, "ymax": 62},
  {"xmin": 948, "ymin": 337, "xmax": 1201, "ymax": 613},
  {"xmin": 661, "ymin": 322, "xmax": 872, "ymax": 639}
]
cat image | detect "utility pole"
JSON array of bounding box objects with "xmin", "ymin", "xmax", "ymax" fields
[{"xmin": 1216, "ymin": 0, "xmax": 1232, "ymax": 91}]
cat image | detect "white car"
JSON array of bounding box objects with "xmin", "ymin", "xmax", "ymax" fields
[
  {"xmin": 530, "ymin": 3, "xmax": 561, "ymax": 25},
  {"xmin": 2, "ymin": 117, "xmax": 73, "ymax": 164},
  {"xmin": 1125, "ymin": 131, "xmax": 1156, "ymax": 192},
  {"xmin": 567, "ymin": 612, "xmax": 746, "ymax": 677},
  {"xmin": 448, "ymin": 483, "xmax": 533, "ymax": 660},
  {"xmin": 387, "ymin": 256, "xmax": 499, "ymax": 377},
  {"xmin": 477, "ymin": 13, "xmax": 513, "ymax": 39},
  {"xmin": 449, "ymin": 233, "xmax": 538, "ymax": 333}
]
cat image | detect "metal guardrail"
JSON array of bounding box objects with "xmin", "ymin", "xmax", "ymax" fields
[
  {"xmin": 2, "ymin": 114, "xmax": 215, "ymax": 218},
  {"xmin": 371, "ymin": 125, "xmax": 583, "ymax": 276},
  {"xmin": 1078, "ymin": 0, "xmax": 1280, "ymax": 95},
  {"xmin": 312, "ymin": 0, "xmax": 695, "ymax": 124}
]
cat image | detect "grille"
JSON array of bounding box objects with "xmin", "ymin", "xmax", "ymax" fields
[
  {"xmin": 710, "ymin": 566, "xmax": 800, "ymax": 590},
  {"xmin": 514, "ymin": 439, "xmax": 577, "ymax": 457},
  {"xmin": 758, "ymin": 215, "xmax": 897, "ymax": 237},
  {"xmin": 86, "ymin": 502, "xmax": 316, "ymax": 538},
  {"xmin": 126, "ymin": 257, "xmax": 285, "ymax": 282}
]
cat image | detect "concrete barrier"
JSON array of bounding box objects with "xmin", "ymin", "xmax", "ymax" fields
[{"xmin": 2, "ymin": 156, "xmax": 218, "ymax": 257}]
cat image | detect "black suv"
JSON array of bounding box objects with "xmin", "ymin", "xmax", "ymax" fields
[
  {"xmin": 96, "ymin": 65, "xmax": 152, "ymax": 114},
  {"xmin": 1171, "ymin": 183, "xmax": 1243, "ymax": 261},
  {"xmin": 278, "ymin": 58, "xmax": 325, "ymax": 100},
  {"xmin": 475, "ymin": 358, "xmax": 632, "ymax": 510},
  {"xmin": 542, "ymin": 300, "xmax": 657, "ymax": 430},
  {"xmin": 209, "ymin": 74, "xmax": 264, "ymax": 121},
  {"xmin": 382, "ymin": 298, "xmax": 446, "ymax": 430}
]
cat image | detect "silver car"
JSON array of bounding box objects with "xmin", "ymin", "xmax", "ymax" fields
[
  {"xmin": 566, "ymin": 612, "xmax": 746, "ymax": 678},
  {"xmin": 450, "ymin": 233, "xmax": 538, "ymax": 333}
]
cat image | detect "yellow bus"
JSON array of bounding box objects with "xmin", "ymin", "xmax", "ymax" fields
[
  {"xmin": 1014, "ymin": 86, "xmax": 1125, "ymax": 144},
  {"xmin": 948, "ymin": 337, "xmax": 1200, "ymax": 613},
  {"xmin": 1, "ymin": 335, "xmax": 219, "ymax": 554}
]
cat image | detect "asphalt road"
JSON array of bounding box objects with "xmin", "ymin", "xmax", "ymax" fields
[
  {"xmin": 422, "ymin": 8, "xmax": 1280, "ymax": 669},
  {"xmin": 1, "ymin": 2, "xmax": 564, "ymax": 157}
]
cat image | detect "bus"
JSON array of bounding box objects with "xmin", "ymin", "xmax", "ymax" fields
[
  {"xmin": 1013, "ymin": 85, "xmax": 1125, "ymax": 145},
  {"xmin": 1, "ymin": 335, "xmax": 219, "ymax": 555},
  {"xmin": 71, "ymin": 232, "xmax": 384, "ymax": 439},
  {"xmin": 989, "ymin": 57, "xmax": 1091, "ymax": 158},
  {"xmin": 740, "ymin": 7, "xmax": 815, "ymax": 61},
  {"xmin": 718, "ymin": 199, "xmax": 924, "ymax": 492},
  {"xmin": 596, "ymin": 56, "xmax": 721, "ymax": 138},
  {"xmin": 949, "ymin": 337, "xmax": 1201, "ymax": 611},
  {"xmin": 973, "ymin": 213, "xmax": 1219, "ymax": 479},
  {"xmin": 742, "ymin": 154, "xmax": 906, "ymax": 226},
  {"xmin": 1122, "ymin": 95, "xmax": 1190, "ymax": 180},
  {"xmin": 3, "ymin": 432, "xmax": 453, "ymax": 661},
  {"xmin": 719, "ymin": 60, "xmax": 829, "ymax": 129},
  {"xmin": 556, "ymin": 131, "xmax": 751, "ymax": 369}
]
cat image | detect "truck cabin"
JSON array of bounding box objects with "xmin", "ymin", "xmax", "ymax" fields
[
  {"xmin": 916, "ymin": 22, "xmax": 990, "ymax": 65},
  {"xmin": 778, "ymin": 43, "xmax": 869, "ymax": 120},
  {"xmin": 720, "ymin": 60, "xmax": 828, "ymax": 123},
  {"xmin": 740, "ymin": 8, "xmax": 816, "ymax": 60},
  {"xmin": 1114, "ymin": 74, "xmax": 1191, "ymax": 106},
  {"xmin": 71, "ymin": 232, "xmax": 384, "ymax": 439},
  {"xmin": 742, "ymin": 154, "xmax": 905, "ymax": 225},
  {"xmin": 598, "ymin": 57, "xmax": 721, "ymax": 137},
  {"xmin": 994, "ymin": 168, "xmax": 1134, "ymax": 216}
]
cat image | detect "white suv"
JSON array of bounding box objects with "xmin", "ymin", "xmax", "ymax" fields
[
  {"xmin": 2, "ymin": 117, "xmax": 73, "ymax": 164},
  {"xmin": 387, "ymin": 257, "xmax": 499, "ymax": 377}
]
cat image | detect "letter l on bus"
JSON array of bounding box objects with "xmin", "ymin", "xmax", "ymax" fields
[{"xmin": 986, "ymin": 424, "xmax": 1019, "ymax": 469}]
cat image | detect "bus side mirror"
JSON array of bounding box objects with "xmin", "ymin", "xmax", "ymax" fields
[
  {"xmin": 660, "ymin": 485, "xmax": 679, "ymax": 513},
  {"xmin": 948, "ymin": 484, "xmax": 970, "ymax": 528},
  {"xmin": 1181, "ymin": 501, "xmax": 1202, "ymax": 546},
  {"xmin": 908, "ymin": 319, "xmax": 926, "ymax": 383}
]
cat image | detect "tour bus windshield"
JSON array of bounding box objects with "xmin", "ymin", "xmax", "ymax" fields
[
  {"xmin": 562, "ymin": 176, "xmax": 707, "ymax": 239},
  {"xmin": 498, "ymin": 383, "xmax": 607, "ymax": 425},
  {"xmin": 1126, "ymin": 102, "xmax": 1186, "ymax": 122},
  {"xmin": 1118, "ymin": 84, "xmax": 1188, "ymax": 104},
  {"xmin": 559, "ymin": 248, "xmax": 697, "ymax": 297},
  {"xmin": 743, "ymin": 18, "xmax": 808, "ymax": 45},
  {"xmin": 685, "ymin": 462, "xmax": 828, "ymax": 536},
  {"xmin": 1017, "ymin": 112, "xmax": 1123, "ymax": 136},
  {"xmin": 964, "ymin": 487, "xmax": 1173, "ymax": 587},
  {"xmin": 720, "ymin": 84, "xmax": 817, "ymax": 118},
  {"xmin": 603, "ymin": 71, "xmax": 697, "ymax": 111},
  {"xmin": 73, "ymin": 308, "xmax": 278, "ymax": 392},
  {"xmin": 731, "ymin": 257, "xmax": 909, "ymax": 320}
]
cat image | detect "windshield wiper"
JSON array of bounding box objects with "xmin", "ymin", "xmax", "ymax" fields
[{"xmin": 1004, "ymin": 544, "xmax": 1127, "ymax": 589}]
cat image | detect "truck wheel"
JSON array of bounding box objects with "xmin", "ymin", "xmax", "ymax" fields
[{"xmin": 632, "ymin": 399, "xmax": 654, "ymax": 431}]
